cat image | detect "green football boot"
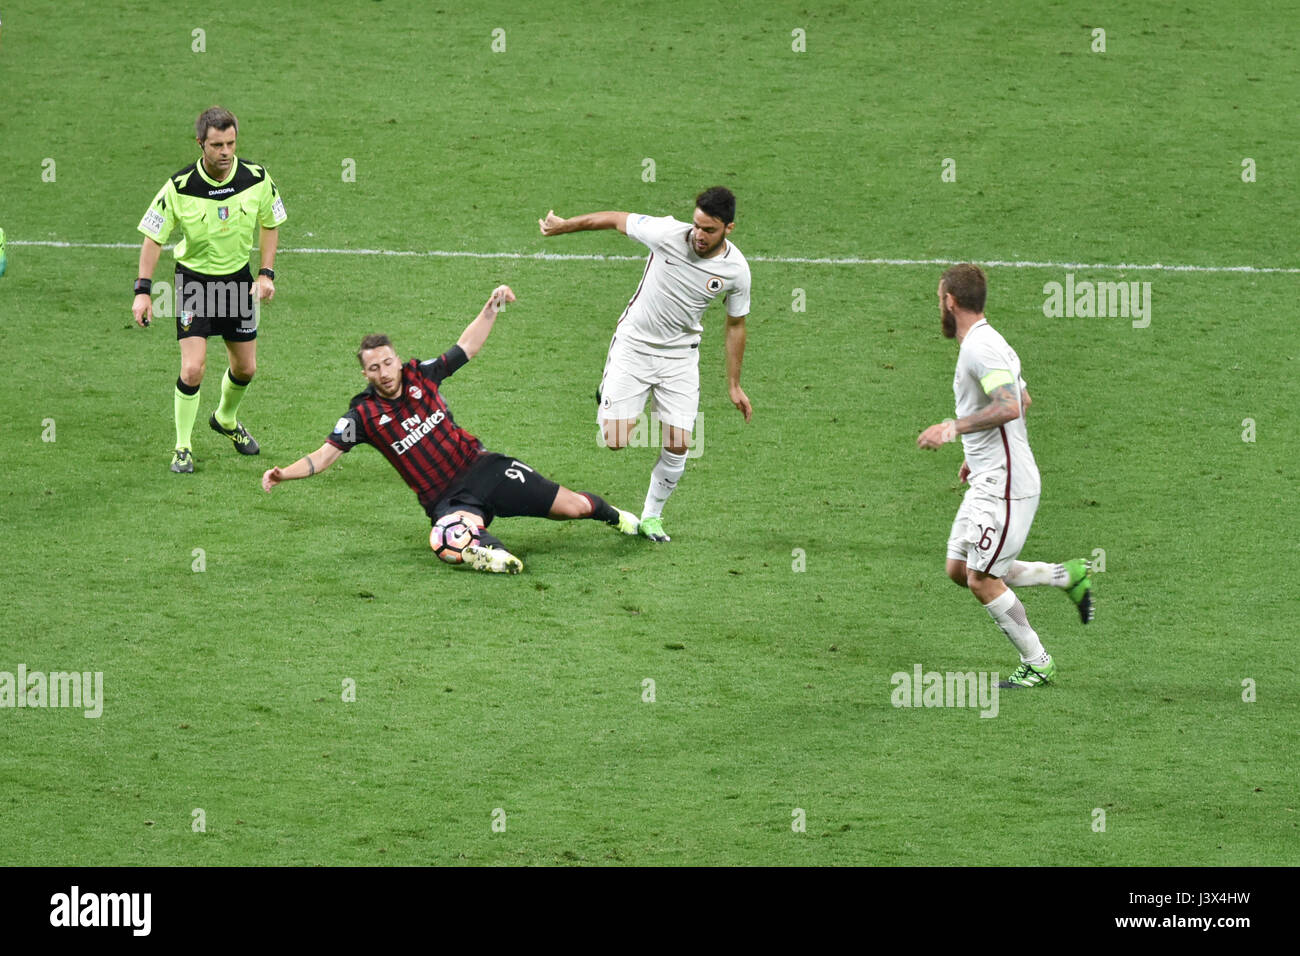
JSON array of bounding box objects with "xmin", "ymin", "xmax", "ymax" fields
[
  {"xmin": 1062, "ymin": 558, "xmax": 1094, "ymax": 624},
  {"xmin": 998, "ymin": 656, "xmax": 1057, "ymax": 689},
  {"xmin": 639, "ymin": 516, "xmax": 670, "ymax": 542},
  {"xmin": 612, "ymin": 509, "xmax": 640, "ymax": 535}
]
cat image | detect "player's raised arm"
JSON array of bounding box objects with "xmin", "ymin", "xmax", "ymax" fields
[
  {"xmin": 539, "ymin": 210, "xmax": 629, "ymax": 236},
  {"xmin": 262, "ymin": 442, "xmax": 343, "ymax": 492},
  {"xmin": 456, "ymin": 285, "xmax": 516, "ymax": 360}
]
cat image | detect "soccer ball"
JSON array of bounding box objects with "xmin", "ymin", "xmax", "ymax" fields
[{"xmin": 430, "ymin": 512, "xmax": 480, "ymax": 564}]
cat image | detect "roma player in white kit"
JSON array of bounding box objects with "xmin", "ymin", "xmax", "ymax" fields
[
  {"xmin": 918, "ymin": 264, "xmax": 1094, "ymax": 689},
  {"xmin": 539, "ymin": 187, "xmax": 752, "ymax": 541}
]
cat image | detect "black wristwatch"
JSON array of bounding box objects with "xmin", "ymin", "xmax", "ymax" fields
[{"xmin": 258, "ymin": 268, "xmax": 275, "ymax": 280}]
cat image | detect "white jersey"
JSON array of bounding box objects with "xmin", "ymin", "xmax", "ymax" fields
[
  {"xmin": 617, "ymin": 213, "xmax": 751, "ymax": 353},
  {"xmin": 954, "ymin": 319, "xmax": 1041, "ymax": 499}
]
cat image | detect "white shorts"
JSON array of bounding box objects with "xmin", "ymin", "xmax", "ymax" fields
[
  {"xmin": 596, "ymin": 336, "xmax": 700, "ymax": 432},
  {"xmin": 946, "ymin": 488, "xmax": 1040, "ymax": 578}
]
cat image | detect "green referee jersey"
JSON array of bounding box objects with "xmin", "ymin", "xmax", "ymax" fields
[{"xmin": 137, "ymin": 157, "xmax": 287, "ymax": 276}]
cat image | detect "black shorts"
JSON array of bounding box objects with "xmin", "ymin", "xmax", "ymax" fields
[
  {"xmin": 425, "ymin": 452, "xmax": 561, "ymax": 526},
  {"xmin": 174, "ymin": 264, "xmax": 258, "ymax": 342}
]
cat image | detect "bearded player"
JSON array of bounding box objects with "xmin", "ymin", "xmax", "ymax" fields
[
  {"xmin": 917, "ymin": 264, "xmax": 1093, "ymax": 689},
  {"xmin": 262, "ymin": 286, "xmax": 640, "ymax": 573},
  {"xmin": 539, "ymin": 186, "xmax": 752, "ymax": 542}
]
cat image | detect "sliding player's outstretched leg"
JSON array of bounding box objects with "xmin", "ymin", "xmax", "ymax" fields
[{"xmin": 550, "ymin": 488, "xmax": 639, "ymax": 535}]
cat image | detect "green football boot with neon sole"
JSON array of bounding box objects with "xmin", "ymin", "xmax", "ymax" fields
[
  {"xmin": 639, "ymin": 516, "xmax": 670, "ymax": 542},
  {"xmin": 999, "ymin": 656, "xmax": 1057, "ymax": 689},
  {"xmin": 1062, "ymin": 558, "xmax": 1094, "ymax": 624}
]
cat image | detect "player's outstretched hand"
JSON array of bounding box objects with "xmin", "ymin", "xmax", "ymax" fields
[
  {"xmin": 958, "ymin": 460, "xmax": 971, "ymax": 483},
  {"xmin": 487, "ymin": 285, "xmax": 516, "ymax": 312},
  {"xmin": 730, "ymin": 385, "xmax": 753, "ymax": 423},
  {"xmin": 538, "ymin": 210, "xmax": 566, "ymax": 236},
  {"xmin": 917, "ymin": 420, "xmax": 956, "ymax": 449},
  {"xmin": 132, "ymin": 292, "xmax": 153, "ymax": 328},
  {"xmin": 261, "ymin": 467, "xmax": 285, "ymax": 493}
]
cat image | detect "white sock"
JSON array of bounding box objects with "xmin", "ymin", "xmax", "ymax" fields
[
  {"xmin": 642, "ymin": 449, "xmax": 687, "ymax": 519},
  {"xmin": 1004, "ymin": 561, "xmax": 1070, "ymax": 587},
  {"xmin": 983, "ymin": 588, "xmax": 1049, "ymax": 664}
]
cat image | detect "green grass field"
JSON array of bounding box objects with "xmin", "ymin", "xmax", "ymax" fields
[{"xmin": 1, "ymin": 0, "xmax": 1297, "ymax": 866}]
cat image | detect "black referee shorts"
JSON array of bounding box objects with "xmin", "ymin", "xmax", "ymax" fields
[
  {"xmin": 425, "ymin": 452, "xmax": 561, "ymax": 526},
  {"xmin": 174, "ymin": 264, "xmax": 258, "ymax": 342}
]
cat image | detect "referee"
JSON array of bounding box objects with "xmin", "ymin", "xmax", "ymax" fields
[{"xmin": 132, "ymin": 106, "xmax": 287, "ymax": 473}]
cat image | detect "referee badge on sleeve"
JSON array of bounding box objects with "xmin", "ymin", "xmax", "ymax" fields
[{"xmin": 141, "ymin": 209, "xmax": 166, "ymax": 235}]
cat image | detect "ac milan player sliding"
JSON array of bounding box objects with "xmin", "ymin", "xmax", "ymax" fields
[{"xmin": 261, "ymin": 286, "xmax": 640, "ymax": 573}]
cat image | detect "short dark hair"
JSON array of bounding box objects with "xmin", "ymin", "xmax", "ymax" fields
[
  {"xmin": 940, "ymin": 263, "xmax": 987, "ymax": 313},
  {"xmin": 196, "ymin": 106, "xmax": 238, "ymax": 142},
  {"xmin": 695, "ymin": 186, "xmax": 736, "ymax": 225},
  {"xmin": 357, "ymin": 334, "xmax": 393, "ymax": 365}
]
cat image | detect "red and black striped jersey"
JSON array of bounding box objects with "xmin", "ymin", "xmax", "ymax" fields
[{"xmin": 325, "ymin": 347, "xmax": 483, "ymax": 507}]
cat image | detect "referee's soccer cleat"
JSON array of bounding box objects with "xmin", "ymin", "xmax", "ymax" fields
[
  {"xmin": 612, "ymin": 509, "xmax": 640, "ymax": 535},
  {"xmin": 639, "ymin": 516, "xmax": 670, "ymax": 542},
  {"xmin": 998, "ymin": 656, "xmax": 1057, "ymax": 689},
  {"xmin": 463, "ymin": 544, "xmax": 524, "ymax": 574},
  {"xmin": 1063, "ymin": 558, "xmax": 1094, "ymax": 624},
  {"xmin": 209, "ymin": 414, "xmax": 260, "ymax": 455},
  {"xmin": 170, "ymin": 447, "xmax": 194, "ymax": 474}
]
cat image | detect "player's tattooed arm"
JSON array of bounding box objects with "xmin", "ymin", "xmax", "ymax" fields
[
  {"xmin": 918, "ymin": 384, "xmax": 1021, "ymax": 449},
  {"xmin": 539, "ymin": 210, "xmax": 629, "ymax": 235},
  {"xmin": 261, "ymin": 443, "xmax": 343, "ymax": 492},
  {"xmin": 957, "ymin": 384, "xmax": 1022, "ymax": 434}
]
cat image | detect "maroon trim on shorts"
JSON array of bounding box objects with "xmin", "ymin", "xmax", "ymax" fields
[{"xmin": 984, "ymin": 496, "xmax": 1012, "ymax": 574}]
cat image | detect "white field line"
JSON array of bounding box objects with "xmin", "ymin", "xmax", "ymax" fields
[{"xmin": 9, "ymin": 239, "xmax": 1299, "ymax": 274}]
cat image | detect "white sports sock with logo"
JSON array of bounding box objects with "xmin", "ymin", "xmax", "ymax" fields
[
  {"xmin": 983, "ymin": 588, "xmax": 1048, "ymax": 663},
  {"xmin": 1005, "ymin": 561, "xmax": 1070, "ymax": 587},
  {"xmin": 642, "ymin": 449, "xmax": 688, "ymax": 519}
]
